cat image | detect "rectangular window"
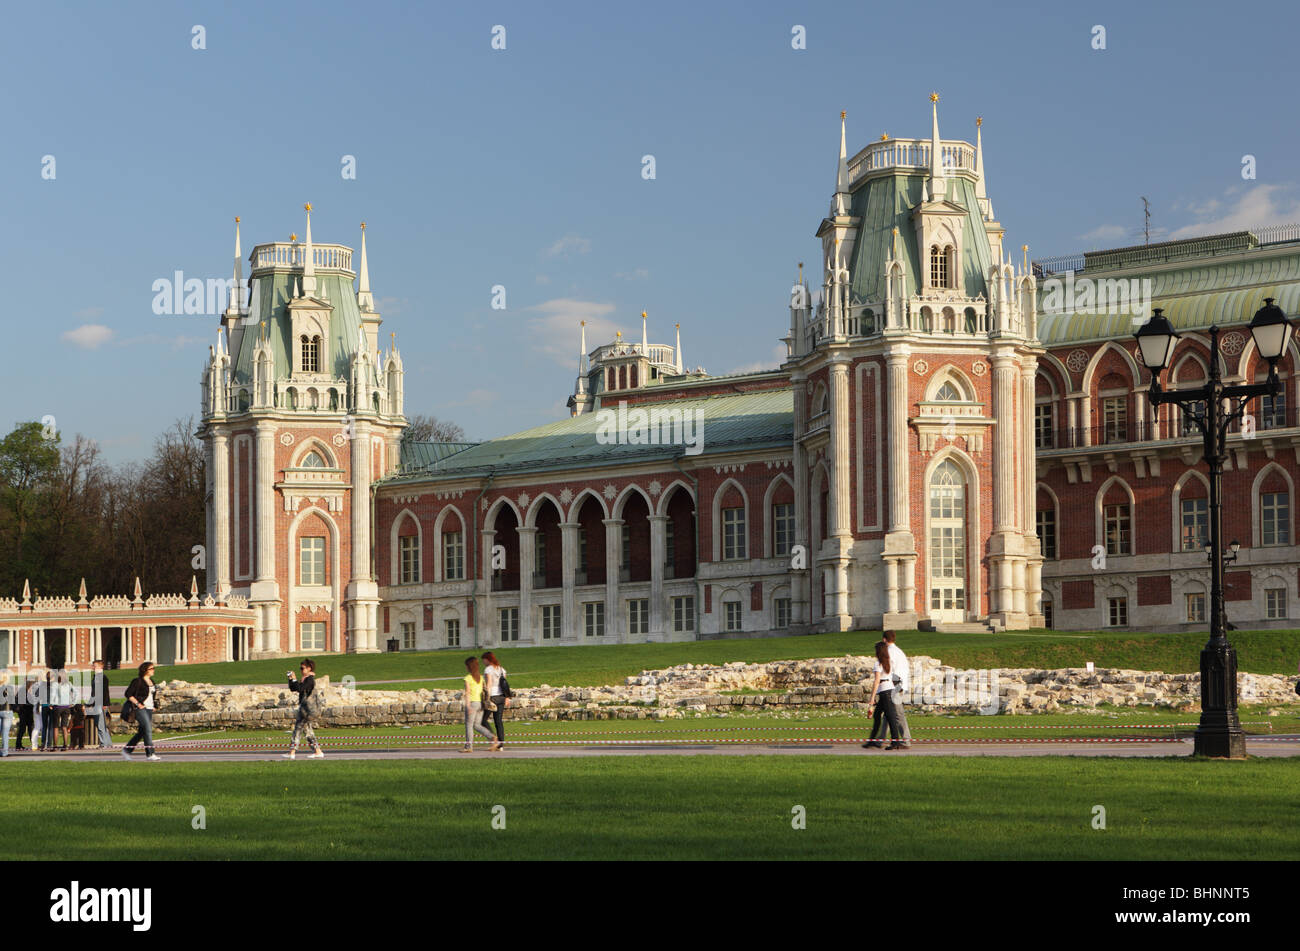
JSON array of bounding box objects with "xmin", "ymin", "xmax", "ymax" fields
[
  {"xmin": 1036, "ymin": 509, "xmax": 1057, "ymax": 559},
  {"xmin": 400, "ymin": 620, "xmax": 416, "ymax": 649},
  {"xmin": 300, "ymin": 537, "xmax": 325, "ymax": 586},
  {"xmin": 1180, "ymin": 498, "xmax": 1208, "ymax": 552},
  {"xmin": 1042, "ymin": 598, "xmax": 1053, "ymax": 629},
  {"xmin": 724, "ymin": 600, "xmax": 743, "ymax": 632},
  {"xmin": 1266, "ymin": 587, "xmax": 1287, "ymax": 620},
  {"xmin": 1261, "ymin": 393, "xmax": 1287, "ymax": 430},
  {"xmin": 722, "ymin": 507, "xmax": 747, "ymax": 560},
  {"xmin": 300, "ymin": 621, "xmax": 325, "ymax": 651},
  {"xmin": 1104, "ymin": 503, "xmax": 1131, "ymax": 556},
  {"xmin": 584, "ymin": 601, "xmax": 605, "ymax": 638},
  {"xmin": 1181, "ymin": 401, "xmax": 1206, "ymax": 437},
  {"xmin": 1034, "ymin": 404, "xmax": 1054, "ymax": 449},
  {"xmin": 399, "ymin": 534, "xmax": 420, "ymax": 584},
  {"xmin": 773, "ymin": 503, "xmax": 795, "ymax": 557},
  {"xmin": 1262, "ymin": 492, "xmax": 1290, "ymax": 546},
  {"xmin": 774, "ymin": 597, "xmax": 791, "ymax": 629},
  {"xmin": 628, "ymin": 598, "xmax": 649, "ymax": 636},
  {"xmin": 1108, "ymin": 597, "xmax": 1128, "ymax": 627},
  {"xmin": 1185, "ymin": 593, "xmax": 1206, "ymax": 624},
  {"xmin": 672, "ymin": 596, "xmax": 696, "ymax": 633},
  {"xmin": 444, "ymin": 617, "xmax": 460, "ymax": 647},
  {"xmin": 1102, "ymin": 396, "xmax": 1128, "ymax": 443},
  {"xmin": 541, "ymin": 604, "xmax": 561, "ymax": 640},
  {"xmin": 443, "ymin": 531, "xmax": 464, "ymax": 581},
  {"xmin": 498, "ymin": 607, "xmax": 519, "ymax": 642}
]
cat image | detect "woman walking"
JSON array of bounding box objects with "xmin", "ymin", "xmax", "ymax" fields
[
  {"xmin": 121, "ymin": 661, "xmax": 162, "ymax": 761},
  {"xmin": 460, "ymin": 656, "xmax": 500, "ymax": 752},
  {"xmin": 283, "ymin": 658, "xmax": 324, "ymax": 760},
  {"xmin": 863, "ymin": 640, "xmax": 907, "ymax": 750},
  {"xmin": 0, "ymin": 672, "xmax": 13, "ymax": 757},
  {"xmin": 479, "ymin": 651, "xmax": 510, "ymax": 751}
]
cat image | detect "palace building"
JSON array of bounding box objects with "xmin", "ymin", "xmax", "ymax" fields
[{"xmin": 5, "ymin": 97, "xmax": 1300, "ymax": 669}]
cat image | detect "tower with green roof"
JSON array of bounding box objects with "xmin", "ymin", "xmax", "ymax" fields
[{"xmin": 198, "ymin": 207, "xmax": 407, "ymax": 657}]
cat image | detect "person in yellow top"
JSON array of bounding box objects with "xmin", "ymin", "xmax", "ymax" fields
[{"xmin": 460, "ymin": 656, "xmax": 500, "ymax": 752}]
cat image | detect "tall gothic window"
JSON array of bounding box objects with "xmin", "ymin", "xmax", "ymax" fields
[
  {"xmin": 301, "ymin": 335, "xmax": 320, "ymax": 373},
  {"xmin": 930, "ymin": 245, "xmax": 947, "ymax": 288}
]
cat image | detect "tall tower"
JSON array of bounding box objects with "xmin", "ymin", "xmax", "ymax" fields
[
  {"xmin": 784, "ymin": 98, "xmax": 1042, "ymax": 633},
  {"xmin": 198, "ymin": 207, "xmax": 407, "ymax": 657}
]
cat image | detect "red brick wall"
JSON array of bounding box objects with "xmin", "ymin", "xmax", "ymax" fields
[
  {"xmin": 1062, "ymin": 579, "xmax": 1094, "ymax": 610},
  {"xmin": 1137, "ymin": 576, "xmax": 1170, "ymax": 605}
]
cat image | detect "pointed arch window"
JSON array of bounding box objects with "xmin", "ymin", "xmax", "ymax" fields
[
  {"xmin": 934, "ymin": 381, "xmax": 962, "ymax": 402},
  {"xmin": 301, "ymin": 335, "xmax": 321, "ymax": 373},
  {"xmin": 301, "ymin": 451, "xmax": 326, "ymax": 468},
  {"xmin": 930, "ymin": 245, "xmax": 946, "ymax": 288}
]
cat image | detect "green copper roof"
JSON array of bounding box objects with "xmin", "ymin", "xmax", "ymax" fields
[
  {"xmin": 383, "ymin": 388, "xmax": 793, "ymax": 483},
  {"xmin": 399, "ymin": 441, "xmax": 478, "ymax": 469},
  {"xmin": 1037, "ymin": 248, "xmax": 1300, "ymax": 346},
  {"xmin": 231, "ymin": 270, "xmax": 369, "ymax": 384},
  {"xmin": 848, "ymin": 173, "xmax": 994, "ymax": 304}
]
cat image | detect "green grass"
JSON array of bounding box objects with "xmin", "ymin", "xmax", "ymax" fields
[
  {"xmin": 4, "ymin": 756, "xmax": 1298, "ymax": 860},
  {"xmin": 135, "ymin": 628, "xmax": 1300, "ymax": 691}
]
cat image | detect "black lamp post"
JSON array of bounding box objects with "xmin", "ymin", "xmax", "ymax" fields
[{"xmin": 1134, "ymin": 299, "xmax": 1293, "ymax": 759}]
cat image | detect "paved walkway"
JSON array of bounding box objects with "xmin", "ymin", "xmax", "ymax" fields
[{"xmin": 7, "ymin": 735, "xmax": 1299, "ymax": 762}]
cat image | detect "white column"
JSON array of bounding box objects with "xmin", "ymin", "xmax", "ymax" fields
[
  {"xmin": 480, "ymin": 528, "xmax": 496, "ymax": 646},
  {"xmin": 885, "ymin": 350, "xmax": 911, "ymax": 533},
  {"xmin": 829, "ymin": 358, "xmax": 852, "ymax": 624},
  {"xmin": 212, "ymin": 431, "xmax": 231, "ymax": 597},
  {"xmin": 649, "ymin": 515, "xmax": 668, "ymax": 639},
  {"xmin": 603, "ymin": 518, "xmax": 623, "ymax": 642},
  {"xmin": 790, "ymin": 371, "xmax": 810, "ymax": 625},
  {"xmin": 253, "ymin": 421, "xmax": 280, "ymax": 652},
  {"xmin": 560, "ymin": 522, "xmax": 579, "ymax": 639},
  {"xmin": 518, "ymin": 526, "xmax": 537, "ymax": 643}
]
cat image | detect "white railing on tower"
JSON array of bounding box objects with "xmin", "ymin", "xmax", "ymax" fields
[
  {"xmin": 250, "ymin": 243, "xmax": 354, "ymax": 272},
  {"xmin": 848, "ymin": 138, "xmax": 977, "ymax": 184}
]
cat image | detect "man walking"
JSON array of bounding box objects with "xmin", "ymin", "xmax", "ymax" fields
[
  {"xmin": 88, "ymin": 659, "xmax": 114, "ymax": 749},
  {"xmin": 882, "ymin": 631, "xmax": 911, "ymax": 748}
]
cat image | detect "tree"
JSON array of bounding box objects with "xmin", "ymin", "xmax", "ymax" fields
[
  {"xmin": 401, "ymin": 413, "xmax": 467, "ymax": 444},
  {"xmin": 0, "ymin": 422, "xmax": 62, "ymax": 593}
]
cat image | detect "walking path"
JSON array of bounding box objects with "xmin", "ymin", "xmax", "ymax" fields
[{"xmin": 8, "ymin": 735, "xmax": 1299, "ymax": 762}]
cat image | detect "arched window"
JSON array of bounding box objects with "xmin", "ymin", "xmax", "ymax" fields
[
  {"xmin": 930, "ymin": 245, "xmax": 947, "ymax": 288},
  {"xmin": 929, "ymin": 461, "xmax": 966, "ymax": 617},
  {"xmin": 944, "ymin": 245, "xmax": 956, "ymax": 288},
  {"xmin": 934, "ymin": 382, "xmax": 962, "ymax": 402},
  {"xmin": 301, "ymin": 335, "xmax": 320, "ymax": 373},
  {"xmin": 301, "ymin": 451, "xmax": 326, "ymax": 468}
]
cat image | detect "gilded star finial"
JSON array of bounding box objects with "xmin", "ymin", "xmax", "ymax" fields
[
  {"xmin": 234, "ymin": 216, "xmax": 240, "ymax": 224},
  {"xmin": 930, "ymin": 92, "xmax": 939, "ymax": 103},
  {"xmin": 840, "ymin": 110, "xmax": 846, "ymax": 121},
  {"xmin": 880, "ymin": 132, "xmax": 889, "ymax": 141},
  {"xmin": 304, "ymin": 202, "xmax": 312, "ymax": 213},
  {"xmin": 360, "ymin": 221, "xmax": 366, "ymax": 231},
  {"xmin": 976, "ymin": 116, "xmax": 983, "ymax": 127},
  {"xmin": 290, "ymin": 233, "xmax": 298, "ymax": 242},
  {"xmin": 641, "ymin": 310, "xmax": 647, "ymax": 319}
]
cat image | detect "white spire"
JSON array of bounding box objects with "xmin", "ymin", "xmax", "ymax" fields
[
  {"xmin": 674, "ymin": 323, "xmax": 682, "ymax": 373},
  {"xmin": 228, "ymin": 216, "xmax": 243, "ymax": 313},
  {"xmin": 358, "ymin": 221, "xmax": 374, "ymax": 312},
  {"xmin": 641, "ymin": 310, "xmax": 648, "ymax": 355},
  {"xmin": 927, "ymin": 93, "xmax": 946, "ymax": 202},
  {"xmin": 834, "ymin": 110, "xmax": 849, "ymax": 215},
  {"xmin": 974, "ymin": 117, "xmax": 993, "ymax": 220},
  {"xmin": 301, "ymin": 202, "xmax": 317, "ymax": 295}
]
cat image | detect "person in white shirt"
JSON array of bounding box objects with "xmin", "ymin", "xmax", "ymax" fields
[
  {"xmin": 479, "ymin": 651, "xmax": 510, "ymax": 751},
  {"xmin": 863, "ymin": 640, "xmax": 906, "ymax": 750},
  {"xmin": 883, "ymin": 630, "xmax": 911, "ymax": 747}
]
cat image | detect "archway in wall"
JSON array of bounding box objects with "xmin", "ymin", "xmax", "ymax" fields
[{"xmin": 928, "ymin": 460, "xmax": 967, "ymax": 622}]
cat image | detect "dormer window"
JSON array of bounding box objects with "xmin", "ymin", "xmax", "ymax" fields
[
  {"xmin": 301, "ymin": 335, "xmax": 321, "ymax": 373},
  {"xmin": 930, "ymin": 244, "xmax": 956, "ymax": 289}
]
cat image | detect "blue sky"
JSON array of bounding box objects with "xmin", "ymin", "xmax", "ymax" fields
[{"xmin": 3, "ymin": 0, "xmax": 1299, "ymax": 462}]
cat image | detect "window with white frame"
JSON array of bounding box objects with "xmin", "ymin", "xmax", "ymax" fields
[
  {"xmin": 444, "ymin": 617, "xmax": 460, "ymax": 647},
  {"xmin": 1262, "ymin": 491, "xmax": 1290, "ymax": 546},
  {"xmin": 1037, "ymin": 509, "xmax": 1056, "ymax": 559},
  {"xmin": 773, "ymin": 502, "xmax": 795, "ymax": 557},
  {"xmin": 541, "ymin": 604, "xmax": 561, "ymax": 640},
  {"xmin": 1180, "ymin": 498, "xmax": 1208, "ymax": 552},
  {"xmin": 399, "ymin": 533, "xmax": 420, "ymax": 584},
  {"xmin": 628, "ymin": 598, "xmax": 649, "ymax": 636},
  {"xmin": 672, "ymin": 596, "xmax": 695, "ymax": 633},
  {"xmin": 1034, "ymin": 403, "xmax": 1054, "ymax": 449},
  {"xmin": 300, "ymin": 537, "xmax": 325, "ymax": 586},
  {"xmin": 1108, "ymin": 597, "xmax": 1128, "ymax": 627},
  {"xmin": 443, "ymin": 530, "xmax": 464, "ymax": 580},
  {"xmin": 1181, "ymin": 400, "xmax": 1206, "ymax": 436},
  {"xmin": 400, "ymin": 620, "xmax": 416, "ymax": 649},
  {"xmin": 300, "ymin": 621, "xmax": 325, "ymax": 651},
  {"xmin": 1186, "ymin": 592, "xmax": 1206, "ymax": 624},
  {"xmin": 1104, "ymin": 503, "xmax": 1131, "ymax": 556},
  {"xmin": 1261, "ymin": 392, "xmax": 1287, "ymax": 429},
  {"xmin": 1102, "ymin": 396, "xmax": 1128, "ymax": 443},
  {"xmin": 722, "ymin": 506, "xmax": 747, "ymax": 560},
  {"xmin": 584, "ymin": 601, "xmax": 604, "ymax": 637},
  {"xmin": 498, "ymin": 607, "xmax": 519, "ymax": 642},
  {"xmin": 1266, "ymin": 587, "xmax": 1288, "ymax": 620},
  {"xmin": 724, "ymin": 598, "xmax": 743, "ymax": 633},
  {"xmin": 774, "ymin": 597, "xmax": 791, "ymax": 629}
]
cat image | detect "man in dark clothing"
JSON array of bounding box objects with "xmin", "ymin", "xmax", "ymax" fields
[
  {"xmin": 88, "ymin": 659, "xmax": 113, "ymax": 749},
  {"xmin": 14, "ymin": 678, "xmax": 36, "ymax": 750},
  {"xmin": 283, "ymin": 658, "xmax": 323, "ymax": 760}
]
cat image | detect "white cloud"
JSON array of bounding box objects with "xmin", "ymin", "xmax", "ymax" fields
[
  {"xmin": 62, "ymin": 324, "xmax": 113, "ymax": 349},
  {"xmin": 524, "ymin": 298, "xmax": 618, "ymax": 367},
  {"xmin": 543, "ymin": 234, "xmax": 591, "ymax": 258},
  {"xmin": 1167, "ymin": 184, "xmax": 1300, "ymax": 239}
]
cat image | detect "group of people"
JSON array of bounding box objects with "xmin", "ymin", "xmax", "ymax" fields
[
  {"xmin": 863, "ymin": 631, "xmax": 912, "ymax": 751},
  {"xmin": 0, "ymin": 660, "xmax": 115, "ymax": 756}
]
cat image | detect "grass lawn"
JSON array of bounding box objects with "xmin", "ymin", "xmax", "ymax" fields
[
  {"xmin": 136, "ymin": 628, "xmax": 1300, "ymax": 691},
  {"xmin": 3, "ymin": 756, "xmax": 1298, "ymax": 860}
]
